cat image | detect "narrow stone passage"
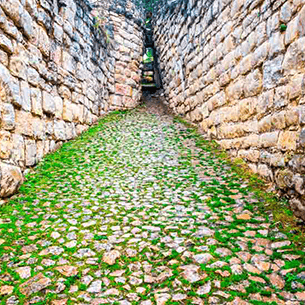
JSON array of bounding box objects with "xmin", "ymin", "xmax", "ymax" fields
[{"xmin": 0, "ymin": 102, "xmax": 304, "ymax": 305}]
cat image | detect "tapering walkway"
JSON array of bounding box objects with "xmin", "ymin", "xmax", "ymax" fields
[{"xmin": 0, "ymin": 101, "xmax": 304, "ymax": 305}]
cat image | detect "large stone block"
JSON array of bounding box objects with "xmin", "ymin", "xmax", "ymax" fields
[
  {"xmin": 0, "ymin": 162, "xmax": 23, "ymax": 197},
  {"xmin": 1, "ymin": 103, "xmax": 15, "ymax": 130},
  {"xmin": 115, "ymin": 84, "xmax": 133, "ymax": 97},
  {"xmin": 278, "ymin": 131, "xmax": 298, "ymax": 151},
  {"xmin": 260, "ymin": 132, "xmax": 279, "ymax": 148},
  {"xmin": 238, "ymin": 98, "xmax": 257, "ymax": 121},
  {"xmin": 42, "ymin": 91, "xmax": 55, "ymax": 115},
  {"xmin": 11, "ymin": 134, "xmax": 24, "ymax": 166},
  {"xmin": 31, "ymin": 88, "xmax": 43, "ymax": 116},
  {"xmin": 282, "ymin": 37, "xmax": 305, "ymax": 73},
  {"xmin": 244, "ymin": 69, "xmax": 263, "ymax": 97},
  {"xmin": 0, "ymin": 131, "xmax": 11, "ymax": 159},
  {"xmin": 54, "ymin": 120, "xmax": 66, "ymax": 141},
  {"xmin": 263, "ymin": 55, "xmax": 284, "ymax": 89},
  {"xmin": 25, "ymin": 139, "xmax": 36, "ymax": 167}
]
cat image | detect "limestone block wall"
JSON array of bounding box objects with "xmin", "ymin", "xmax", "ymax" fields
[
  {"xmin": 108, "ymin": 1, "xmax": 144, "ymax": 110},
  {"xmin": 0, "ymin": 0, "xmax": 143, "ymax": 197},
  {"xmin": 153, "ymin": 0, "xmax": 305, "ymax": 219}
]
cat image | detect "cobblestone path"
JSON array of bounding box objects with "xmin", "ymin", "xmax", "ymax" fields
[{"xmin": 0, "ymin": 103, "xmax": 304, "ymax": 305}]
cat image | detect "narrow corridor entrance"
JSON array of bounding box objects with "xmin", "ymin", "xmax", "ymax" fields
[{"xmin": 0, "ymin": 102, "xmax": 304, "ymax": 305}]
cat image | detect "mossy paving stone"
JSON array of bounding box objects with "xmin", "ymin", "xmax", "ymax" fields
[{"xmin": 0, "ymin": 105, "xmax": 304, "ymax": 305}]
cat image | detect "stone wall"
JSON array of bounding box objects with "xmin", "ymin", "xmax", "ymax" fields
[
  {"xmin": 153, "ymin": 0, "xmax": 305, "ymax": 219},
  {"xmin": 0, "ymin": 0, "xmax": 143, "ymax": 197}
]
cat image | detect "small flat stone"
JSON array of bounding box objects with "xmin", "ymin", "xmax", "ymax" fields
[
  {"xmin": 193, "ymin": 253, "xmax": 213, "ymax": 264},
  {"xmin": 55, "ymin": 265, "xmax": 78, "ymax": 277},
  {"xmin": 0, "ymin": 285, "xmax": 14, "ymax": 295},
  {"xmin": 271, "ymin": 241, "xmax": 291, "ymax": 249},
  {"xmin": 87, "ymin": 280, "xmax": 102, "ymax": 293},
  {"xmin": 19, "ymin": 273, "xmax": 52, "ymax": 296},
  {"xmin": 102, "ymin": 250, "xmax": 121, "ymax": 265},
  {"xmin": 16, "ymin": 266, "xmax": 31, "ymax": 279},
  {"xmin": 236, "ymin": 214, "xmax": 251, "ymax": 220},
  {"xmin": 267, "ymin": 273, "xmax": 285, "ymax": 289}
]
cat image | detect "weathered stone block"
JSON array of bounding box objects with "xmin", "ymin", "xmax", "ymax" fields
[
  {"xmin": 42, "ymin": 91, "xmax": 55, "ymax": 115},
  {"xmin": 31, "ymin": 88, "xmax": 43, "ymax": 116},
  {"xmin": 244, "ymin": 69, "xmax": 263, "ymax": 97},
  {"xmin": 238, "ymin": 98, "xmax": 257, "ymax": 121},
  {"xmin": 282, "ymin": 37, "xmax": 305, "ymax": 73},
  {"xmin": 115, "ymin": 84, "xmax": 133, "ymax": 97},
  {"xmin": 278, "ymin": 131, "xmax": 298, "ymax": 151},
  {"xmin": 0, "ymin": 162, "xmax": 23, "ymax": 197},
  {"xmin": 263, "ymin": 55, "xmax": 284, "ymax": 89},
  {"xmin": 25, "ymin": 139, "xmax": 36, "ymax": 166},
  {"xmin": 271, "ymin": 112, "xmax": 286, "ymax": 129},
  {"xmin": 258, "ymin": 115, "xmax": 272, "ymax": 133},
  {"xmin": 54, "ymin": 120, "xmax": 66, "ymax": 141},
  {"xmin": 0, "ymin": 34, "xmax": 13, "ymax": 54},
  {"xmin": 260, "ymin": 132, "xmax": 279, "ymax": 148},
  {"xmin": 1, "ymin": 103, "xmax": 15, "ymax": 130},
  {"xmin": 63, "ymin": 100, "xmax": 73, "ymax": 122},
  {"xmin": 20, "ymin": 81, "xmax": 32, "ymax": 112},
  {"xmin": 11, "ymin": 134, "xmax": 24, "ymax": 166},
  {"xmin": 0, "ymin": 131, "xmax": 11, "ymax": 159}
]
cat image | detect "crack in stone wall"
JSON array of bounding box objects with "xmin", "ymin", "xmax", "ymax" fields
[
  {"xmin": 0, "ymin": 0, "xmax": 143, "ymax": 197},
  {"xmin": 153, "ymin": 0, "xmax": 305, "ymax": 219}
]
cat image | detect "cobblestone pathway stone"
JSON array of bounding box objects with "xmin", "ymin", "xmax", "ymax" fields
[{"xmin": 0, "ymin": 102, "xmax": 304, "ymax": 305}]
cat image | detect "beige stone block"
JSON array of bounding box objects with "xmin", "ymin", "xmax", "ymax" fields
[
  {"xmin": 63, "ymin": 100, "xmax": 73, "ymax": 122},
  {"xmin": 242, "ymin": 134, "xmax": 260, "ymax": 148},
  {"xmin": 231, "ymin": 0, "xmax": 244, "ymax": 17},
  {"xmin": 207, "ymin": 91, "xmax": 226, "ymax": 111},
  {"xmin": 0, "ymin": 162, "xmax": 23, "ymax": 197},
  {"xmin": 31, "ymin": 88, "xmax": 42, "ymax": 116},
  {"xmin": 274, "ymin": 86, "xmax": 289, "ymax": 109},
  {"xmin": 260, "ymin": 131, "xmax": 279, "ymax": 148},
  {"xmin": 244, "ymin": 69, "xmax": 263, "ymax": 97},
  {"xmin": 258, "ymin": 115, "xmax": 272, "ymax": 133},
  {"xmin": 282, "ymin": 37, "xmax": 305, "ymax": 73},
  {"xmin": 288, "ymin": 74, "xmax": 304, "ymax": 100},
  {"xmin": 25, "ymin": 139, "xmax": 36, "ymax": 166},
  {"xmin": 257, "ymin": 90, "xmax": 274, "ymax": 120},
  {"xmin": 38, "ymin": 26, "xmax": 50, "ymax": 57},
  {"xmin": 54, "ymin": 120, "xmax": 66, "ymax": 141},
  {"xmin": 11, "ymin": 134, "xmax": 24, "ymax": 166},
  {"xmin": 299, "ymin": 5, "xmax": 305, "ymax": 36},
  {"xmin": 32, "ymin": 117, "xmax": 45, "ymax": 140},
  {"xmin": 226, "ymin": 78, "xmax": 244, "ymax": 100},
  {"xmin": 1, "ymin": 103, "xmax": 15, "ymax": 130},
  {"xmin": 258, "ymin": 164, "xmax": 273, "ymax": 179},
  {"xmin": 278, "ymin": 131, "xmax": 298, "ymax": 151},
  {"xmin": 240, "ymin": 54, "xmax": 253, "ymax": 75},
  {"xmin": 238, "ymin": 98, "xmax": 257, "ymax": 121},
  {"xmin": 238, "ymin": 149, "xmax": 260, "ymax": 163},
  {"xmin": 15, "ymin": 110, "xmax": 33, "ymax": 137},
  {"xmin": 285, "ymin": 17, "xmax": 300, "ymax": 45},
  {"xmin": 9, "ymin": 54, "xmax": 27, "ymax": 81},
  {"xmin": 0, "ymin": 131, "xmax": 11, "ymax": 159},
  {"xmin": 284, "ymin": 108, "xmax": 299, "ymax": 126},
  {"xmin": 42, "ymin": 91, "xmax": 55, "ymax": 115},
  {"xmin": 271, "ymin": 112, "xmax": 286, "ymax": 129},
  {"xmin": 20, "ymin": 81, "xmax": 31, "ymax": 112},
  {"xmin": 54, "ymin": 96, "xmax": 63, "ymax": 119},
  {"xmin": 62, "ymin": 51, "xmax": 74, "ymax": 73},
  {"xmin": 252, "ymin": 42, "xmax": 270, "ymax": 68},
  {"xmin": 269, "ymin": 32, "xmax": 285, "ymax": 57}
]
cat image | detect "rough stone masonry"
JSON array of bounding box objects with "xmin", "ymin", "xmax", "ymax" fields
[
  {"xmin": 153, "ymin": 0, "xmax": 305, "ymax": 219},
  {"xmin": 0, "ymin": 0, "xmax": 143, "ymax": 197}
]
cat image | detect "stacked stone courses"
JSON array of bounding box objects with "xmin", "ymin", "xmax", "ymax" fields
[
  {"xmin": 0, "ymin": 0, "xmax": 143, "ymax": 197},
  {"xmin": 153, "ymin": 0, "xmax": 305, "ymax": 219}
]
